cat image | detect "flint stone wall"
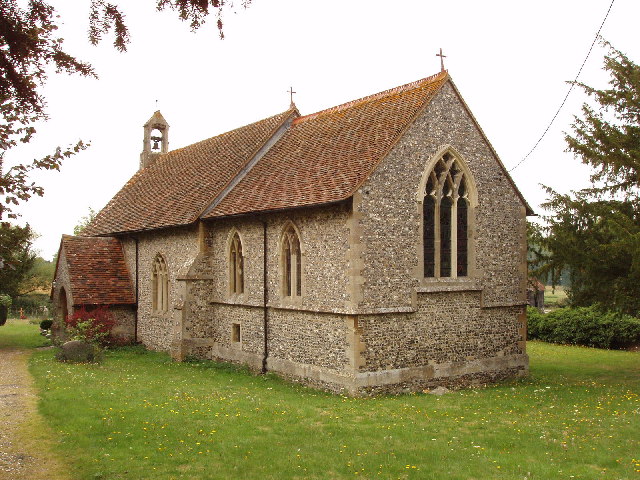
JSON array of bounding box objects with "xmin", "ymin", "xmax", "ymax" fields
[
  {"xmin": 354, "ymin": 81, "xmax": 527, "ymax": 311},
  {"xmin": 181, "ymin": 206, "xmax": 353, "ymax": 379},
  {"xmin": 359, "ymin": 291, "xmax": 524, "ymax": 372},
  {"xmin": 121, "ymin": 226, "xmax": 199, "ymax": 351},
  {"xmin": 109, "ymin": 305, "xmax": 136, "ymax": 341},
  {"xmin": 205, "ymin": 205, "xmax": 351, "ymax": 312}
]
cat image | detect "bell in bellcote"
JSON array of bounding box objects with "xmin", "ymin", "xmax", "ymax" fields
[
  {"xmin": 151, "ymin": 136, "xmax": 162, "ymax": 151},
  {"xmin": 140, "ymin": 111, "xmax": 169, "ymax": 170}
]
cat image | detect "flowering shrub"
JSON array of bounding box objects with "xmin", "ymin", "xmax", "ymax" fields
[{"xmin": 65, "ymin": 306, "xmax": 116, "ymax": 346}]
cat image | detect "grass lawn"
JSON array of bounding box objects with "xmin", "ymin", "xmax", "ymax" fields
[
  {"xmin": 0, "ymin": 317, "xmax": 51, "ymax": 349},
  {"xmin": 28, "ymin": 342, "xmax": 639, "ymax": 480},
  {"xmin": 545, "ymin": 286, "xmax": 569, "ymax": 308}
]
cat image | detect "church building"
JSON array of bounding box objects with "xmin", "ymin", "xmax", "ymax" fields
[{"xmin": 52, "ymin": 71, "xmax": 533, "ymax": 394}]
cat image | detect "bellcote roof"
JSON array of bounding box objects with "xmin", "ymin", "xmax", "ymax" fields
[{"xmin": 144, "ymin": 110, "xmax": 169, "ymax": 128}]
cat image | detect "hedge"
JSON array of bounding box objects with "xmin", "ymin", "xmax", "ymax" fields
[{"xmin": 527, "ymin": 305, "xmax": 640, "ymax": 350}]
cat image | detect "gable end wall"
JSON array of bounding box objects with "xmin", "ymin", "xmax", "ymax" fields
[
  {"xmin": 356, "ymin": 81, "xmax": 527, "ymax": 309},
  {"xmin": 351, "ymin": 81, "xmax": 528, "ymax": 388},
  {"xmin": 52, "ymin": 247, "xmax": 73, "ymax": 319}
]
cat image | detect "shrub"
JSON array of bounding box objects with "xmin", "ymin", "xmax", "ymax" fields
[
  {"xmin": 40, "ymin": 319, "xmax": 53, "ymax": 330},
  {"xmin": 526, "ymin": 306, "xmax": 545, "ymax": 338},
  {"xmin": 527, "ymin": 305, "xmax": 640, "ymax": 349},
  {"xmin": 65, "ymin": 306, "xmax": 116, "ymax": 347},
  {"xmin": 0, "ymin": 294, "xmax": 10, "ymax": 326},
  {"xmin": 0, "ymin": 294, "xmax": 12, "ymax": 308}
]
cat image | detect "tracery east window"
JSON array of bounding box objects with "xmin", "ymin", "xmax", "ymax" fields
[
  {"xmin": 281, "ymin": 226, "xmax": 302, "ymax": 297},
  {"xmin": 229, "ymin": 233, "xmax": 244, "ymax": 295},
  {"xmin": 152, "ymin": 254, "xmax": 169, "ymax": 313},
  {"xmin": 423, "ymin": 152, "xmax": 470, "ymax": 278}
]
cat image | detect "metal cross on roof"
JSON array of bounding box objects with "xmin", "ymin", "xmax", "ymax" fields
[
  {"xmin": 436, "ymin": 48, "xmax": 447, "ymax": 72},
  {"xmin": 287, "ymin": 86, "xmax": 297, "ymax": 106}
]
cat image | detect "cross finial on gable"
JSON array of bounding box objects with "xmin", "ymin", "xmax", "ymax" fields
[
  {"xmin": 287, "ymin": 86, "xmax": 297, "ymax": 107},
  {"xmin": 436, "ymin": 48, "xmax": 447, "ymax": 72}
]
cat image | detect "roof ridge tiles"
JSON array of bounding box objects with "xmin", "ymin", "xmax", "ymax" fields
[
  {"xmin": 294, "ymin": 71, "xmax": 448, "ymax": 125},
  {"xmin": 204, "ymin": 70, "xmax": 450, "ymax": 218},
  {"xmin": 165, "ymin": 107, "xmax": 298, "ymax": 157},
  {"xmin": 198, "ymin": 108, "xmax": 299, "ymax": 218}
]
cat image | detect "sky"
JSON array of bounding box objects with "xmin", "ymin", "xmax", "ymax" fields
[{"xmin": 7, "ymin": 0, "xmax": 639, "ymax": 260}]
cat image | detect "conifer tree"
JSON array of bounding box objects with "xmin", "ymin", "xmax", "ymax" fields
[
  {"xmin": 539, "ymin": 41, "xmax": 640, "ymax": 315},
  {"xmin": 566, "ymin": 40, "xmax": 640, "ymax": 197}
]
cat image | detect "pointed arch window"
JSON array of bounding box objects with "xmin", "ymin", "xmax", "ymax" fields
[
  {"xmin": 58, "ymin": 287, "xmax": 69, "ymax": 321},
  {"xmin": 152, "ymin": 254, "xmax": 169, "ymax": 313},
  {"xmin": 423, "ymin": 152, "xmax": 470, "ymax": 278},
  {"xmin": 230, "ymin": 233, "xmax": 244, "ymax": 294},
  {"xmin": 282, "ymin": 226, "xmax": 302, "ymax": 297}
]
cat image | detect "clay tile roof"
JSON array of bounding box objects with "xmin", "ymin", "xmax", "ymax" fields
[
  {"xmin": 84, "ymin": 109, "xmax": 297, "ymax": 236},
  {"xmin": 61, "ymin": 235, "xmax": 135, "ymax": 305},
  {"xmin": 203, "ymin": 71, "xmax": 449, "ymax": 218}
]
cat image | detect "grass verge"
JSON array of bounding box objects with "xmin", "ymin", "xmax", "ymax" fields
[
  {"xmin": 0, "ymin": 318, "xmax": 50, "ymax": 349},
  {"xmin": 29, "ymin": 342, "xmax": 639, "ymax": 480}
]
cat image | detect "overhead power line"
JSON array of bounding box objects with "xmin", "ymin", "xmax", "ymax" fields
[{"xmin": 508, "ymin": 0, "xmax": 616, "ymax": 173}]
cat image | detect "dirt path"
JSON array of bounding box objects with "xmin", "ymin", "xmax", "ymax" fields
[{"xmin": 0, "ymin": 348, "xmax": 69, "ymax": 480}]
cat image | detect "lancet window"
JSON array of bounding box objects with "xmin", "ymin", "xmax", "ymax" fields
[
  {"xmin": 230, "ymin": 233, "xmax": 244, "ymax": 294},
  {"xmin": 282, "ymin": 226, "xmax": 302, "ymax": 297},
  {"xmin": 152, "ymin": 254, "xmax": 169, "ymax": 313}
]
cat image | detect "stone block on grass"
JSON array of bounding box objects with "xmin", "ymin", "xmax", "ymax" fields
[{"xmin": 56, "ymin": 340, "xmax": 103, "ymax": 363}]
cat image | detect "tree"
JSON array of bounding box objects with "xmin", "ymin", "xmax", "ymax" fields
[
  {"xmin": 73, "ymin": 207, "xmax": 97, "ymax": 235},
  {"xmin": 565, "ymin": 40, "xmax": 640, "ymax": 198},
  {"xmin": 2, "ymin": 1, "xmax": 251, "ymax": 115},
  {"xmin": 18, "ymin": 256, "xmax": 55, "ymax": 296},
  {"xmin": 1, "ymin": 0, "xmax": 250, "ymax": 266},
  {"xmin": 89, "ymin": 1, "xmax": 251, "ymax": 47},
  {"xmin": 1, "ymin": 1, "xmax": 250, "ymax": 220},
  {"xmin": 537, "ymin": 41, "xmax": 640, "ymax": 315},
  {"xmin": 1, "ymin": 0, "xmax": 94, "ymax": 221},
  {"xmin": 0, "ymin": 223, "xmax": 37, "ymax": 298}
]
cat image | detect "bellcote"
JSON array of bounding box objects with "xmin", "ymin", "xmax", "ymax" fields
[{"xmin": 140, "ymin": 110, "xmax": 169, "ymax": 170}]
